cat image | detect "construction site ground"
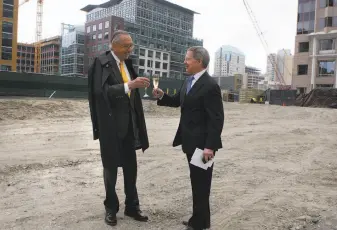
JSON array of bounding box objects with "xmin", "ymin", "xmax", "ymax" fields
[{"xmin": 1, "ymin": 98, "xmax": 337, "ymax": 230}]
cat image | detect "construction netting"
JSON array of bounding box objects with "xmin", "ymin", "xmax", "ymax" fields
[{"xmin": 295, "ymin": 88, "xmax": 337, "ymax": 109}]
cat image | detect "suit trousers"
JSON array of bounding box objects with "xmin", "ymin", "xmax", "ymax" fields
[
  {"xmin": 103, "ymin": 114, "xmax": 140, "ymax": 214},
  {"xmin": 186, "ymin": 154, "xmax": 213, "ymax": 229}
]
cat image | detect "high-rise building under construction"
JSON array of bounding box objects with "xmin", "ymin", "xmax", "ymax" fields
[
  {"xmin": 0, "ymin": 0, "xmax": 18, "ymax": 72},
  {"xmin": 81, "ymin": 0, "xmax": 203, "ymax": 79}
]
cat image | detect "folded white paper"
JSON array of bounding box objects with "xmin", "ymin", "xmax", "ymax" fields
[{"xmin": 190, "ymin": 148, "xmax": 214, "ymax": 170}]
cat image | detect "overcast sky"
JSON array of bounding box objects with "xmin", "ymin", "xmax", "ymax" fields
[{"xmin": 18, "ymin": 0, "xmax": 297, "ymax": 74}]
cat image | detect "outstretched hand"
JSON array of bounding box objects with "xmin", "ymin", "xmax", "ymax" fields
[
  {"xmin": 128, "ymin": 77, "xmax": 150, "ymax": 90},
  {"xmin": 152, "ymin": 88, "xmax": 164, "ymax": 99}
]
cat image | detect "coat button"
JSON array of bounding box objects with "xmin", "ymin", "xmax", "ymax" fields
[{"xmin": 109, "ymin": 113, "xmax": 112, "ymax": 116}]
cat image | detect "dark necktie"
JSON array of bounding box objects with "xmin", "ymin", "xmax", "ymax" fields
[{"xmin": 186, "ymin": 76, "xmax": 194, "ymax": 94}]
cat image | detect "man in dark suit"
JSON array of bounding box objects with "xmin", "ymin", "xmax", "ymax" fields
[
  {"xmin": 153, "ymin": 46, "xmax": 224, "ymax": 230},
  {"xmin": 88, "ymin": 30, "xmax": 150, "ymax": 226}
]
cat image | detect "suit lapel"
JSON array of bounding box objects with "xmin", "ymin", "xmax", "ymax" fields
[
  {"xmin": 101, "ymin": 52, "xmax": 123, "ymax": 87},
  {"xmin": 186, "ymin": 73, "xmax": 207, "ymax": 97},
  {"xmin": 180, "ymin": 79, "xmax": 188, "ymax": 106}
]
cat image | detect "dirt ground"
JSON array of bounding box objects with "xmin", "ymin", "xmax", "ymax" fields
[{"xmin": 1, "ymin": 98, "xmax": 337, "ymax": 230}]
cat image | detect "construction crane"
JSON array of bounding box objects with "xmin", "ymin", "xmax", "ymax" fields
[
  {"xmin": 242, "ymin": 0, "xmax": 290, "ymax": 89},
  {"xmin": 19, "ymin": 0, "xmax": 43, "ymax": 73}
]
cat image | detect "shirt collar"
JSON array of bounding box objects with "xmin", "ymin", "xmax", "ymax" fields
[
  {"xmin": 111, "ymin": 51, "xmax": 121, "ymax": 65},
  {"xmin": 192, "ymin": 69, "xmax": 207, "ymax": 81}
]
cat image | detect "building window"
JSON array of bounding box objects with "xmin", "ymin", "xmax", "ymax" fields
[
  {"xmin": 140, "ymin": 48, "xmax": 145, "ymax": 56},
  {"xmin": 319, "ymin": 39, "xmax": 334, "ymax": 50},
  {"xmin": 297, "ymin": 65, "xmax": 308, "ymax": 75},
  {"xmin": 320, "ymin": 0, "xmax": 335, "ymax": 7},
  {"xmin": 297, "ymin": 0, "xmax": 315, "ymax": 34},
  {"xmin": 319, "ymin": 18, "xmax": 325, "ymax": 29},
  {"xmin": 98, "ymin": 33, "xmax": 102, "ymax": 40},
  {"xmin": 3, "ymin": 0, "xmax": 14, "ymax": 5},
  {"xmin": 92, "ymin": 34, "xmax": 96, "ymax": 40},
  {"xmin": 93, "ymin": 25, "xmax": 96, "ymax": 32},
  {"xmin": 2, "ymin": 21, "xmax": 13, "ymax": 60},
  {"xmin": 2, "ymin": 21, "xmax": 13, "ymax": 33},
  {"xmin": 139, "ymin": 59, "xmax": 145, "ymax": 66},
  {"xmin": 99, "ymin": 23, "xmax": 103, "ymax": 30},
  {"xmin": 155, "ymin": 52, "xmax": 161, "ymax": 59},
  {"xmin": 104, "ymin": 32, "xmax": 109, "ymax": 40},
  {"xmin": 147, "ymin": 60, "xmax": 152, "ymax": 67},
  {"xmin": 163, "ymin": 53, "xmax": 168, "ymax": 60},
  {"xmin": 155, "ymin": 61, "xmax": 160, "ymax": 69},
  {"xmin": 163, "ymin": 63, "xmax": 168, "ymax": 69},
  {"xmin": 148, "ymin": 50, "xmax": 153, "ymax": 58},
  {"xmin": 105, "ymin": 21, "xmax": 109, "ymax": 28},
  {"xmin": 1, "ymin": 46, "xmax": 12, "ymax": 60},
  {"xmin": 86, "ymin": 26, "xmax": 90, "ymax": 33},
  {"xmin": 0, "ymin": 65, "xmax": 12, "ymax": 71},
  {"xmin": 326, "ymin": 17, "xmax": 333, "ymax": 27},
  {"xmin": 320, "ymin": 0, "xmax": 326, "ymax": 7},
  {"xmin": 318, "ymin": 16, "xmax": 337, "ymax": 28},
  {"xmin": 318, "ymin": 60, "xmax": 335, "ymax": 76},
  {"xmin": 2, "ymin": 3, "xmax": 13, "ymax": 18},
  {"xmin": 299, "ymin": 42, "xmax": 309, "ymax": 52},
  {"xmin": 138, "ymin": 68, "xmax": 145, "ymax": 75}
]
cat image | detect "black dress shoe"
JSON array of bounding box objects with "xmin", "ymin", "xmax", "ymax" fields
[
  {"xmin": 185, "ymin": 227, "xmax": 207, "ymax": 230},
  {"xmin": 124, "ymin": 210, "xmax": 148, "ymax": 222},
  {"xmin": 183, "ymin": 223, "xmax": 208, "ymax": 230},
  {"xmin": 185, "ymin": 227, "xmax": 195, "ymax": 230},
  {"xmin": 105, "ymin": 212, "xmax": 117, "ymax": 226},
  {"xmin": 182, "ymin": 220, "xmax": 189, "ymax": 226}
]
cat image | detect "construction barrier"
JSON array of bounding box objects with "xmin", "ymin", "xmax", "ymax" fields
[
  {"xmin": 222, "ymin": 91, "xmax": 239, "ymax": 102},
  {"xmin": 239, "ymin": 89, "xmax": 264, "ymax": 103},
  {"xmin": 264, "ymin": 89, "xmax": 297, "ymax": 106},
  {"xmin": 0, "ymin": 72, "xmax": 184, "ymax": 99}
]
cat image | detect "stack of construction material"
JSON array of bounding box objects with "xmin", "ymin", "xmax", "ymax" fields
[{"xmin": 295, "ymin": 88, "xmax": 337, "ymax": 108}]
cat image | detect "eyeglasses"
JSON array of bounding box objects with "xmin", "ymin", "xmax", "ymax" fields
[{"xmin": 121, "ymin": 44, "xmax": 134, "ymax": 49}]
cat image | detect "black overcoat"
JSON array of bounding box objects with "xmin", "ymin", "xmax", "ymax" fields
[{"xmin": 88, "ymin": 51, "xmax": 149, "ymax": 169}]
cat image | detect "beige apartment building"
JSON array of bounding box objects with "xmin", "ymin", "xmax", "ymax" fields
[{"xmin": 293, "ymin": 0, "xmax": 337, "ymax": 93}]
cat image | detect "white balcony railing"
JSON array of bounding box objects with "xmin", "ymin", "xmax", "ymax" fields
[{"xmin": 318, "ymin": 49, "xmax": 336, "ymax": 55}]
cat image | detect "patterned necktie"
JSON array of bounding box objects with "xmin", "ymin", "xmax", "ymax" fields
[
  {"xmin": 186, "ymin": 76, "xmax": 194, "ymax": 94},
  {"xmin": 119, "ymin": 61, "xmax": 130, "ymax": 97}
]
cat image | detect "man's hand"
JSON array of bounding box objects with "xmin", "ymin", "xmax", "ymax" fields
[
  {"xmin": 152, "ymin": 88, "xmax": 164, "ymax": 99},
  {"xmin": 203, "ymin": 148, "xmax": 214, "ymax": 162},
  {"xmin": 128, "ymin": 77, "xmax": 150, "ymax": 90}
]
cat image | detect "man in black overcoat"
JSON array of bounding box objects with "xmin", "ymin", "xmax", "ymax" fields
[
  {"xmin": 88, "ymin": 30, "xmax": 150, "ymax": 226},
  {"xmin": 153, "ymin": 46, "xmax": 224, "ymax": 230}
]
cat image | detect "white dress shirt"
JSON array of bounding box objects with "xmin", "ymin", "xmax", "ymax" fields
[
  {"xmin": 190, "ymin": 69, "xmax": 207, "ymax": 88},
  {"xmin": 159, "ymin": 69, "xmax": 207, "ymax": 100},
  {"xmin": 111, "ymin": 51, "xmax": 131, "ymax": 94}
]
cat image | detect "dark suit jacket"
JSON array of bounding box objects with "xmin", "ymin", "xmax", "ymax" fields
[
  {"xmin": 157, "ymin": 71, "xmax": 224, "ymax": 155},
  {"xmin": 88, "ymin": 51, "xmax": 149, "ymax": 168}
]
